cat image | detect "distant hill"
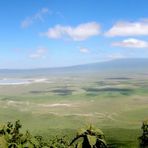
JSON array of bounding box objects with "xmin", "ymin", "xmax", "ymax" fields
[
  {"xmin": 0, "ymin": 58, "xmax": 148, "ymax": 77},
  {"xmin": 67, "ymin": 58, "xmax": 148, "ymax": 70}
]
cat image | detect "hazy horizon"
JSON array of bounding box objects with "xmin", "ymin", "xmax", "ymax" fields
[{"xmin": 0, "ymin": 58, "xmax": 147, "ymax": 71}]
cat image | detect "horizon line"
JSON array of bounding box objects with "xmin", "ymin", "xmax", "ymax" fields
[{"xmin": 0, "ymin": 58, "xmax": 147, "ymax": 70}]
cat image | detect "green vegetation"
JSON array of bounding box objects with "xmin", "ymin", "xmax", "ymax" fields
[
  {"xmin": 0, "ymin": 120, "xmax": 69, "ymax": 148},
  {"xmin": 0, "ymin": 121, "xmax": 148, "ymax": 148},
  {"xmin": 0, "ymin": 121, "xmax": 107, "ymax": 148},
  {"xmin": 0, "ymin": 72, "xmax": 148, "ymax": 147},
  {"xmin": 139, "ymin": 120, "xmax": 148, "ymax": 147},
  {"xmin": 0, "ymin": 120, "xmax": 40, "ymax": 147},
  {"xmin": 69, "ymin": 125, "xmax": 107, "ymax": 148}
]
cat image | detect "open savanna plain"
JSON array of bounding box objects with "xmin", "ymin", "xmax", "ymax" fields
[{"xmin": 0, "ymin": 70, "xmax": 148, "ymax": 147}]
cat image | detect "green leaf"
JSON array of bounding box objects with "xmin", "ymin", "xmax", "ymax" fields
[
  {"xmin": 17, "ymin": 144, "xmax": 23, "ymax": 148},
  {"xmin": 4, "ymin": 133, "xmax": 12, "ymax": 141},
  {"xmin": 30, "ymin": 137, "xmax": 40, "ymax": 146},
  {"xmin": 98, "ymin": 138, "xmax": 107, "ymax": 146},
  {"xmin": 77, "ymin": 141, "xmax": 83, "ymax": 148},
  {"xmin": 23, "ymin": 141, "xmax": 34, "ymax": 148},
  {"xmin": 0, "ymin": 124, "xmax": 5, "ymax": 131},
  {"xmin": 77, "ymin": 128, "xmax": 86, "ymax": 136},
  {"xmin": 87, "ymin": 135, "xmax": 96, "ymax": 147},
  {"xmin": 0, "ymin": 136, "xmax": 7, "ymax": 148}
]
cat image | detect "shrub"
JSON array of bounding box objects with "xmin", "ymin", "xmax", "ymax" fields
[
  {"xmin": 139, "ymin": 120, "xmax": 148, "ymax": 147},
  {"xmin": 0, "ymin": 120, "xmax": 41, "ymax": 147},
  {"xmin": 69, "ymin": 125, "xmax": 107, "ymax": 148}
]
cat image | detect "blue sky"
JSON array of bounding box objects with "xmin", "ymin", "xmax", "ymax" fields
[{"xmin": 1, "ymin": 0, "xmax": 148, "ymax": 69}]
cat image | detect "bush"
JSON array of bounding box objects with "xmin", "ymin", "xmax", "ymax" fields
[
  {"xmin": 0, "ymin": 121, "xmax": 107, "ymax": 148},
  {"xmin": 139, "ymin": 120, "xmax": 148, "ymax": 147},
  {"xmin": 69, "ymin": 125, "xmax": 107, "ymax": 148},
  {"xmin": 0, "ymin": 120, "xmax": 42, "ymax": 147}
]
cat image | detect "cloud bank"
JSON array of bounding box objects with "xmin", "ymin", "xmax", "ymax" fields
[
  {"xmin": 42, "ymin": 22, "xmax": 100, "ymax": 41},
  {"xmin": 112, "ymin": 38, "xmax": 148, "ymax": 48},
  {"xmin": 105, "ymin": 20, "xmax": 148, "ymax": 37}
]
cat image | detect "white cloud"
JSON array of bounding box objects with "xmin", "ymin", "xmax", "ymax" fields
[
  {"xmin": 29, "ymin": 47, "xmax": 47, "ymax": 59},
  {"xmin": 42, "ymin": 22, "xmax": 100, "ymax": 41},
  {"xmin": 79, "ymin": 47, "xmax": 90, "ymax": 53},
  {"xmin": 21, "ymin": 8, "xmax": 49, "ymax": 28},
  {"xmin": 112, "ymin": 38, "xmax": 148, "ymax": 48},
  {"xmin": 105, "ymin": 20, "xmax": 148, "ymax": 37}
]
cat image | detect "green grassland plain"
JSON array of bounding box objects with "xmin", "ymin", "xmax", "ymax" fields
[{"xmin": 0, "ymin": 72, "xmax": 148, "ymax": 147}]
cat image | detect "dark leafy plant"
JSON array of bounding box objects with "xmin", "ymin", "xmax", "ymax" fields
[
  {"xmin": 0, "ymin": 120, "xmax": 69, "ymax": 148},
  {"xmin": 69, "ymin": 125, "xmax": 107, "ymax": 148},
  {"xmin": 139, "ymin": 120, "xmax": 148, "ymax": 148},
  {"xmin": 0, "ymin": 120, "xmax": 40, "ymax": 148}
]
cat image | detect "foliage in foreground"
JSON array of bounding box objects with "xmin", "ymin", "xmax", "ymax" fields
[
  {"xmin": 0, "ymin": 120, "xmax": 45, "ymax": 147},
  {"xmin": 139, "ymin": 120, "xmax": 148, "ymax": 148},
  {"xmin": 0, "ymin": 120, "xmax": 107, "ymax": 148},
  {"xmin": 69, "ymin": 125, "xmax": 107, "ymax": 148},
  {"xmin": 0, "ymin": 120, "xmax": 148, "ymax": 147}
]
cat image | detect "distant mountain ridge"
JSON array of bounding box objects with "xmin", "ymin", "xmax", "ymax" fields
[
  {"xmin": 75, "ymin": 58, "xmax": 148, "ymax": 70},
  {"xmin": 0, "ymin": 58, "xmax": 148, "ymax": 77},
  {"xmin": 1, "ymin": 58, "xmax": 148, "ymax": 70}
]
